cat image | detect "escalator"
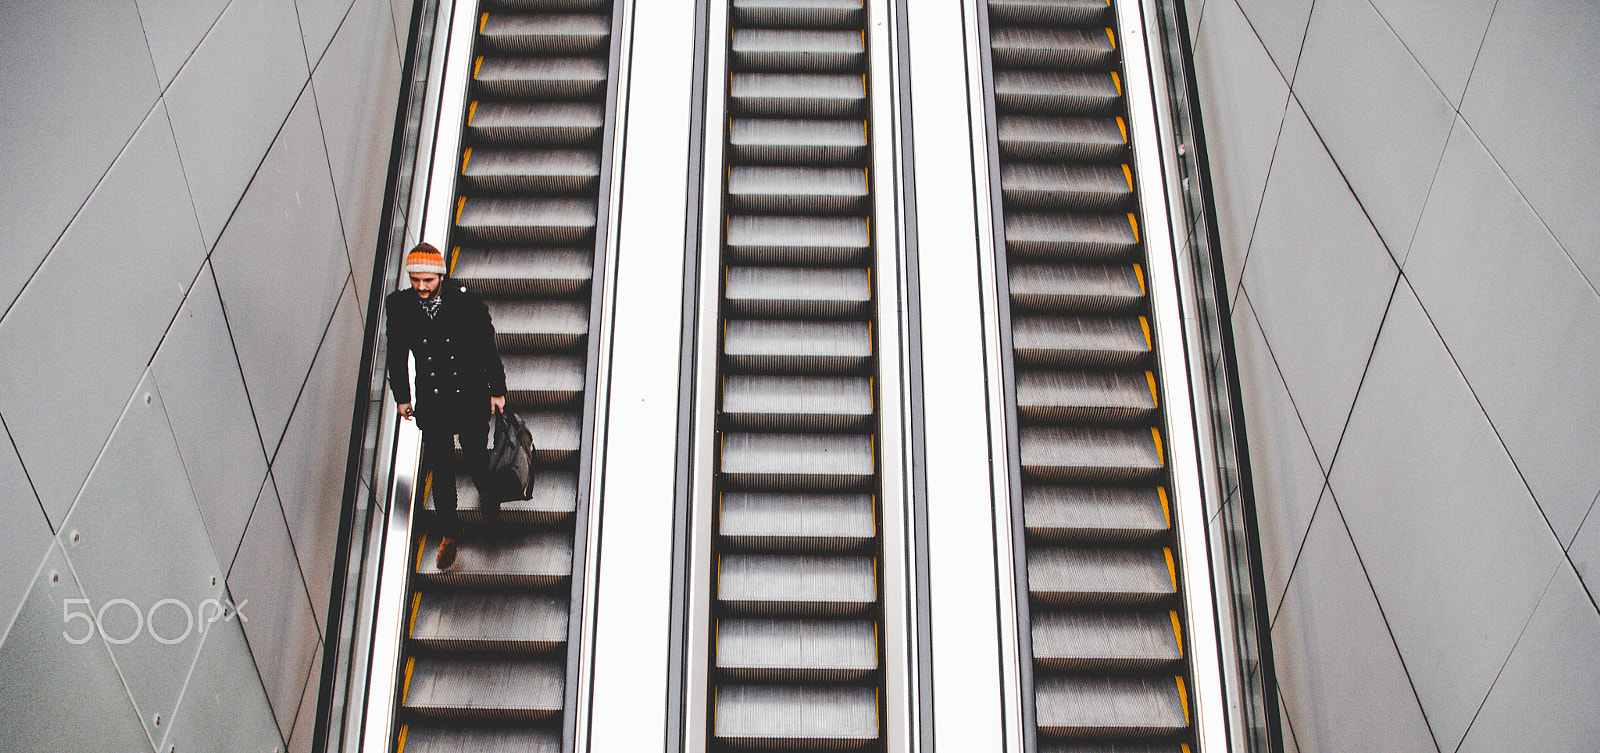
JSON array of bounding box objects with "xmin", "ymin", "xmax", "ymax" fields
[
  {"xmin": 393, "ymin": 0, "xmax": 618, "ymax": 749},
  {"xmin": 702, "ymin": 0, "xmax": 888, "ymax": 748},
  {"xmin": 980, "ymin": 0, "xmax": 1196, "ymax": 750}
]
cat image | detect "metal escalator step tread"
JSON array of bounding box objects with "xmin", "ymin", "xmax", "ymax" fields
[
  {"xmin": 715, "ymin": 685, "xmax": 878, "ymax": 746},
  {"xmin": 730, "ymin": 118, "xmax": 868, "ymax": 165},
  {"xmin": 403, "ymin": 657, "xmax": 563, "ymax": 720},
  {"xmin": 410, "ymin": 592, "xmax": 569, "ymax": 653},
  {"xmin": 488, "ymin": 0, "xmax": 610, "ymax": 10},
  {"xmin": 1009, "ymin": 263, "xmax": 1144, "ymax": 313},
  {"xmin": 1031, "ymin": 609, "xmax": 1182, "ymax": 670},
  {"xmin": 1019, "ymin": 426, "xmax": 1162, "ymax": 482},
  {"xmin": 467, "ymin": 102, "xmax": 604, "ymax": 145},
  {"xmin": 1040, "ymin": 743, "xmax": 1189, "ymax": 753},
  {"xmin": 727, "ymin": 215, "xmax": 870, "ymax": 265},
  {"xmin": 1034, "ymin": 675, "xmax": 1188, "ymax": 738},
  {"xmin": 1005, "ymin": 212, "xmax": 1138, "ymax": 259},
  {"xmin": 1000, "ymin": 115, "xmax": 1126, "ymax": 161},
  {"xmin": 718, "ymin": 554, "xmax": 876, "ymax": 615},
  {"xmin": 730, "ymin": 73, "xmax": 866, "ymax": 117},
  {"xmin": 1012, "ymin": 316, "xmax": 1149, "ymax": 368},
  {"xmin": 487, "ymin": 299, "xmax": 589, "ymax": 351},
  {"xmin": 1027, "ymin": 545, "xmax": 1174, "ymax": 605},
  {"xmin": 720, "ymin": 432, "xmax": 875, "ymax": 490},
  {"xmin": 732, "ymin": 29, "xmax": 866, "ymax": 72},
  {"xmin": 401, "ymin": 726, "xmax": 559, "ymax": 753},
  {"xmin": 991, "ymin": 26, "xmax": 1117, "ymax": 71},
  {"xmin": 717, "ymin": 618, "xmax": 877, "ymax": 680},
  {"xmin": 1017, "ymin": 369, "xmax": 1155, "ymax": 424},
  {"xmin": 428, "ymin": 470, "xmax": 578, "ymax": 525},
  {"xmin": 1024, "ymin": 485, "xmax": 1169, "ymax": 542},
  {"xmin": 988, "ymin": 0, "xmax": 1112, "ymax": 26},
  {"xmin": 461, "ymin": 148, "xmax": 600, "ymax": 194},
  {"xmin": 452, "ymin": 247, "xmax": 594, "ymax": 297},
  {"xmin": 417, "ymin": 530, "xmax": 574, "ymax": 588},
  {"xmin": 733, "ymin": 0, "xmax": 865, "ymax": 29},
  {"xmin": 454, "ymin": 197, "xmax": 597, "ymax": 244},
  {"xmin": 1002, "ymin": 163, "xmax": 1133, "ymax": 211},
  {"xmin": 724, "ymin": 319, "xmax": 872, "ymax": 373},
  {"xmin": 511, "ymin": 410, "xmax": 582, "ymax": 464},
  {"xmin": 478, "ymin": 14, "xmax": 610, "ymax": 56},
  {"xmin": 720, "ymin": 492, "xmax": 876, "ymax": 550},
  {"xmin": 722, "ymin": 375, "xmax": 874, "ymax": 431},
  {"xmin": 503, "ymin": 354, "xmax": 585, "ymax": 407},
  {"xmin": 995, "ymin": 70, "xmax": 1121, "ymax": 114},
  {"xmin": 728, "ymin": 165, "xmax": 870, "ymax": 214},
  {"xmin": 473, "ymin": 57, "xmax": 608, "ymax": 99},
  {"xmin": 725, "ymin": 265, "xmax": 871, "ymax": 319}
]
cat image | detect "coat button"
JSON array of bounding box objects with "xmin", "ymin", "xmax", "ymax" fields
[
  {"xmin": 445, "ymin": 338, "xmax": 451, "ymax": 343},
  {"xmin": 433, "ymin": 388, "xmax": 439, "ymax": 394},
  {"xmin": 428, "ymin": 372, "xmax": 435, "ymax": 377},
  {"xmin": 421, "ymin": 339, "xmax": 428, "ymax": 345}
]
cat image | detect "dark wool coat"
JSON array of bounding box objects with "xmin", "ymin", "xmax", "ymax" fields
[{"xmin": 384, "ymin": 282, "xmax": 508, "ymax": 432}]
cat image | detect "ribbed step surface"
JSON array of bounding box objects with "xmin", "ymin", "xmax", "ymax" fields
[
  {"xmin": 403, "ymin": 657, "xmax": 563, "ymax": 720},
  {"xmin": 720, "ymin": 492, "xmax": 876, "ymax": 551},
  {"xmin": 717, "ymin": 619, "xmax": 878, "ymax": 680}
]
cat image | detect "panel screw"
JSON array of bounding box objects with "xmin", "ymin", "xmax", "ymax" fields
[
  {"xmin": 145, "ymin": 394, "xmax": 153, "ymax": 404},
  {"xmin": 154, "ymin": 714, "xmax": 162, "ymax": 726},
  {"xmin": 50, "ymin": 572, "xmax": 60, "ymax": 584},
  {"xmin": 70, "ymin": 530, "xmax": 81, "ymax": 544}
]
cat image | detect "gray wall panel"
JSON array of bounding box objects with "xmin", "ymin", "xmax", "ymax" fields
[
  {"xmin": 162, "ymin": 615, "xmax": 285, "ymax": 753},
  {"xmin": 164, "ymin": 0, "xmax": 311, "ymax": 246},
  {"xmin": 1328, "ymin": 284, "xmax": 1562, "ymax": 751},
  {"xmin": 1366, "ymin": 0, "xmax": 1494, "ymax": 106},
  {"xmin": 1455, "ymin": 566, "xmax": 1600, "ymax": 753},
  {"xmin": 1406, "ymin": 120, "xmax": 1600, "ymax": 543},
  {"xmin": 1461, "ymin": 0, "xmax": 1600, "ymax": 291},
  {"xmin": 315, "ymin": 0, "xmax": 405, "ymax": 307},
  {"xmin": 0, "ymin": 416, "xmax": 51, "ymax": 641},
  {"xmin": 1240, "ymin": 101, "xmax": 1397, "ymax": 465},
  {"xmin": 153, "ymin": 263, "xmax": 273, "ymax": 566},
  {"xmin": 1569, "ymin": 503, "xmax": 1600, "ymax": 606},
  {"xmin": 0, "ymin": 102, "xmax": 207, "ymax": 522},
  {"xmin": 1294, "ymin": 0, "xmax": 1454, "ymax": 257},
  {"xmin": 287, "ymin": 643, "xmax": 325, "ymax": 753},
  {"xmin": 211, "ymin": 88, "xmax": 354, "ymax": 453},
  {"xmin": 1271, "ymin": 502, "xmax": 1436, "ymax": 753},
  {"xmin": 273, "ymin": 281, "xmax": 364, "ymax": 631},
  {"xmin": 132, "ymin": 0, "xmax": 232, "ymax": 88},
  {"xmin": 0, "ymin": 0, "xmax": 159, "ymax": 312},
  {"xmin": 298, "ymin": 0, "xmax": 361, "ymax": 69},
  {"xmin": 228, "ymin": 478, "xmax": 322, "ymax": 736},
  {"xmin": 1232, "ymin": 0, "xmax": 1311, "ymax": 82},
  {"xmin": 1231, "ymin": 296, "xmax": 1325, "ymax": 616},
  {"xmin": 1192, "ymin": 0, "xmax": 1289, "ymax": 296}
]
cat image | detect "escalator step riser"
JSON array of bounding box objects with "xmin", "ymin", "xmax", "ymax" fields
[
  {"xmin": 403, "ymin": 657, "xmax": 564, "ymax": 720},
  {"xmin": 468, "ymin": 103, "xmax": 605, "ymax": 146},
  {"xmin": 454, "ymin": 198, "xmax": 597, "ymax": 244},
  {"xmin": 991, "ymin": 27, "xmax": 1118, "ymax": 70},
  {"xmin": 733, "ymin": 0, "xmax": 866, "ymax": 30},
  {"xmin": 1034, "ymin": 676, "xmax": 1187, "ymax": 739},
  {"xmin": 1009, "ymin": 263, "xmax": 1145, "ymax": 314},
  {"xmin": 1028, "ymin": 546, "xmax": 1175, "ymax": 606},
  {"xmin": 451, "ymin": 247, "xmax": 594, "ymax": 296},
  {"xmin": 731, "ymin": 73, "xmax": 867, "ymax": 118},
  {"xmin": 996, "ymin": 70, "xmax": 1123, "ymax": 115},
  {"xmin": 1024, "ymin": 485, "xmax": 1169, "ymax": 543},
  {"xmin": 716, "ymin": 618, "xmax": 877, "ymax": 681},
  {"xmin": 730, "ymin": 118, "xmax": 868, "ymax": 166},
  {"xmin": 987, "ymin": 0, "xmax": 1113, "ymax": 26},
  {"xmin": 411, "ymin": 592, "xmax": 569, "ymax": 654},
  {"xmin": 478, "ymin": 14, "xmax": 610, "ymax": 56},
  {"xmin": 732, "ymin": 29, "xmax": 866, "ymax": 72},
  {"xmin": 474, "ymin": 57, "xmax": 609, "ymax": 99},
  {"xmin": 727, "ymin": 215, "xmax": 871, "ymax": 265},
  {"xmin": 1005, "ymin": 212, "xmax": 1139, "ymax": 260},
  {"xmin": 401, "ymin": 727, "xmax": 561, "ymax": 753},
  {"xmin": 427, "ymin": 470, "xmax": 579, "ymax": 525},
  {"xmin": 720, "ymin": 492, "xmax": 876, "ymax": 552},
  {"xmin": 715, "ymin": 685, "xmax": 879, "ymax": 747},
  {"xmin": 1031, "ymin": 609, "xmax": 1182, "ymax": 671}
]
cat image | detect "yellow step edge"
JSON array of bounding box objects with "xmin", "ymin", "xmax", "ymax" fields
[
  {"xmin": 1145, "ymin": 370, "xmax": 1159, "ymax": 409},
  {"xmin": 467, "ymin": 100, "xmax": 477, "ymax": 125},
  {"xmin": 1122, "ymin": 163, "xmax": 1134, "ymax": 191},
  {"xmin": 408, "ymin": 592, "xmax": 422, "ymax": 636},
  {"xmin": 1105, "ymin": 27, "xmax": 1116, "ymax": 50},
  {"xmin": 1116, "ymin": 116, "xmax": 1128, "ymax": 144},
  {"xmin": 1133, "ymin": 262, "xmax": 1146, "ymax": 295},
  {"xmin": 1139, "ymin": 315, "xmax": 1152, "ymax": 350},
  {"xmin": 455, "ymin": 196, "xmax": 466, "ymax": 225},
  {"xmin": 461, "ymin": 147, "xmax": 472, "ymax": 175},
  {"xmin": 474, "ymin": 55, "xmax": 483, "ymax": 79},
  {"xmin": 1111, "ymin": 71, "xmax": 1122, "ymax": 96},
  {"xmin": 397, "ymin": 724, "xmax": 409, "ymax": 753},
  {"xmin": 449, "ymin": 246, "xmax": 460, "ymax": 275},
  {"xmin": 1169, "ymin": 609, "xmax": 1184, "ymax": 659},
  {"xmin": 1163, "ymin": 547, "xmax": 1176, "ymax": 590},
  {"xmin": 1128, "ymin": 213, "xmax": 1140, "ymax": 244},
  {"xmin": 1176, "ymin": 675, "xmax": 1190, "ymax": 725},
  {"xmin": 402, "ymin": 656, "xmax": 416, "ymax": 703},
  {"xmin": 478, "ymin": 12, "xmax": 487, "ymax": 33},
  {"xmin": 1158, "ymin": 486, "xmax": 1171, "ymax": 528},
  {"xmin": 1152, "ymin": 426, "xmax": 1164, "ymax": 465}
]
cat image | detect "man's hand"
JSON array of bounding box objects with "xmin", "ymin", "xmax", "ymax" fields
[
  {"xmin": 397, "ymin": 402, "xmax": 414, "ymax": 420},
  {"xmin": 490, "ymin": 395, "xmax": 506, "ymax": 414}
]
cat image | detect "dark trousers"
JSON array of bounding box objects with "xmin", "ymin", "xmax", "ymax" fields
[{"xmin": 422, "ymin": 418, "xmax": 488, "ymax": 537}]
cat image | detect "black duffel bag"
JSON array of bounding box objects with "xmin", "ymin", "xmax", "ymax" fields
[{"xmin": 481, "ymin": 411, "xmax": 537, "ymax": 514}]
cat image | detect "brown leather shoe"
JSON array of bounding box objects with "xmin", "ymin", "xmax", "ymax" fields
[{"xmin": 435, "ymin": 537, "xmax": 457, "ymax": 569}]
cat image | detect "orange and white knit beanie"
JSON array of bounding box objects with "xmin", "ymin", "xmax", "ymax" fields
[{"xmin": 404, "ymin": 243, "xmax": 447, "ymax": 275}]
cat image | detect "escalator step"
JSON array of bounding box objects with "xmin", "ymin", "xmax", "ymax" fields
[
  {"xmin": 719, "ymin": 492, "xmax": 876, "ymax": 551},
  {"xmin": 725, "ymin": 265, "xmax": 871, "ymax": 319},
  {"xmin": 728, "ymin": 166, "xmax": 870, "ymax": 214},
  {"xmin": 1009, "ymin": 263, "xmax": 1145, "ymax": 314},
  {"xmin": 994, "ymin": 70, "xmax": 1121, "ymax": 115},
  {"xmin": 410, "ymin": 592, "xmax": 569, "ymax": 653},
  {"xmin": 461, "ymin": 148, "xmax": 601, "ymax": 194},
  {"xmin": 718, "ymin": 554, "xmax": 876, "ymax": 615},
  {"xmin": 487, "ymin": 299, "xmax": 589, "ymax": 351},
  {"xmin": 730, "ymin": 118, "xmax": 868, "ymax": 165},
  {"xmin": 731, "ymin": 72, "xmax": 866, "ymax": 118},
  {"xmin": 473, "ymin": 56, "xmax": 608, "ymax": 100},
  {"xmin": 999, "ymin": 115, "xmax": 1126, "ymax": 161},
  {"xmin": 1039, "ymin": 744, "xmax": 1188, "ymax": 753},
  {"xmin": 1031, "ymin": 609, "xmax": 1182, "ymax": 671},
  {"xmin": 991, "ymin": 26, "xmax": 1117, "ymax": 71},
  {"xmin": 402, "ymin": 727, "xmax": 558, "ymax": 753},
  {"xmin": 1034, "ymin": 675, "xmax": 1187, "ymax": 738},
  {"xmin": 726, "ymin": 215, "xmax": 870, "ymax": 265},
  {"xmin": 403, "ymin": 657, "xmax": 563, "ymax": 720},
  {"xmin": 1012, "ymin": 316, "xmax": 1150, "ymax": 368},
  {"xmin": 1005, "ymin": 212, "xmax": 1139, "ymax": 260},
  {"xmin": 731, "ymin": 29, "xmax": 866, "ymax": 72},
  {"xmin": 488, "ymin": 0, "xmax": 610, "ymax": 10},
  {"xmin": 427, "ymin": 470, "xmax": 578, "ymax": 525},
  {"xmin": 503, "ymin": 354, "xmax": 586, "ymax": 407},
  {"xmin": 1002, "ymin": 162, "xmax": 1133, "ymax": 211},
  {"xmin": 715, "ymin": 685, "xmax": 878, "ymax": 748},
  {"xmin": 1017, "ymin": 369, "xmax": 1156, "ymax": 424},
  {"xmin": 1027, "ymin": 546, "xmax": 1175, "ymax": 606},
  {"xmin": 454, "ymin": 197, "xmax": 596, "ymax": 244},
  {"xmin": 417, "ymin": 530, "xmax": 574, "ymax": 588},
  {"xmin": 1024, "ymin": 485, "xmax": 1169, "ymax": 543},
  {"xmin": 467, "ymin": 102, "xmax": 605, "ymax": 145},
  {"xmin": 479, "ymin": 13, "xmax": 610, "ymax": 56},
  {"xmin": 722, "ymin": 375, "xmax": 874, "ymax": 431},
  {"xmin": 716, "ymin": 618, "xmax": 877, "ymax": 680},
  {"xmin": 732, "ymin": 0, "xmax": 865, "ymax": 30},
  {"xmin": 987, "ymin": 0, "xmax": 1112, "ymax": 26},
  {"xmin": 720, "ymin": 432, "xmax": 875, "ymax": 490},
  {"xmin": 1019, "ymin": 425, "xmax": 1163, "ymax": 482},
  {"xmin": 452, "ymin": 247, "xmax": 594, "ymax": 297},
  {"xmin": 724, "ymin": 320, "xmax": 873, "ymax": 373}
]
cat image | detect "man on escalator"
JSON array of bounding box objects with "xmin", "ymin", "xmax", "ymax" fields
[{"xmin": 385, "ymin": 242, "xmax": 508, "ymax": 569}]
